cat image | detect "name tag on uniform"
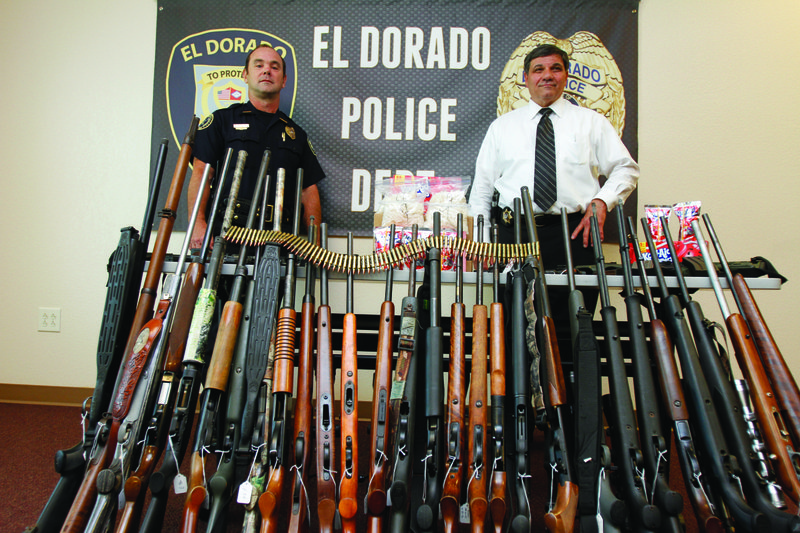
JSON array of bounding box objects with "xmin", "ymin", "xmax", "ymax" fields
[{"xmin": 233, "ymin": 123, "xmax": 249, "ymax": 130}]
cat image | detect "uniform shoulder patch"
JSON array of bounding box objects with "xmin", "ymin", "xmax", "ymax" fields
[
  {"xmin": 198, "ymin": 114, "xmax": 214, "ymax": 130},
  {"xmin": 308, "ymin": 139, "xmax": 317, "ymax": 156}
]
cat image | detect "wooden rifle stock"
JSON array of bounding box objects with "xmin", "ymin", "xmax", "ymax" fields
[{"xmin": 488, "ymin": 223, "xmax": 507, "ymax": 533}]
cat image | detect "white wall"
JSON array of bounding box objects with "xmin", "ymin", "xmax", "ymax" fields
[{"xmin": 1, "ymin": 0, "xmax": 798, "ymax": 389}]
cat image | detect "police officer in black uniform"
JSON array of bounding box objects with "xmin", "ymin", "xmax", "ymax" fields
[{"xmin": 188, "ymin": 44, "xmax": 325, "ymax": 247}]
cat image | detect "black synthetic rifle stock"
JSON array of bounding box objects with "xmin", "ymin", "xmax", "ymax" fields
[
  {"xmin": 519, "ymin": 189, "xmax": 577, "ymax": 533},
  {"xmin": 691, "ymin": 220, "xmax": 800, "ymax": 507},
  {"xmin": 660, "ymin": 217, "xmax": 799, "ymax": 533},
  {"xmin": 61, "ymin": 117, "xmax": 199, "ymax": 533},
  {"xmin": 25, "ymin": 139, "xmax": 168, "ymax": 533},
  {"xmin": 640, "ymin": 218, "xmax": 769, "ymax": 533},
  {"xmin": 614, "ymin": 205, "xmax": 685, "ymax": 533},
  {"xmin": 137, "ymin": 148, "xmax": 243, "ymax": 533},
  {"xmin": 589, "ymin": 210, "xmax": 661, "ymax": 533},
  {"xmin": 628, "ymin": 218, "xmax": 723, "ymax": 533},
  {"xmin": 387, "ymin": 225, "xmax": 422, "ymax": 533}
]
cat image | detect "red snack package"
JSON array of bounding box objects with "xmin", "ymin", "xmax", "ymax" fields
[
  {"xmin": 673, "ymin": 201, "xmax": 702, "ymax": 259},
  {"xmin": 644, "ymin": 205, "xmax": 672, "ymax": 262}
]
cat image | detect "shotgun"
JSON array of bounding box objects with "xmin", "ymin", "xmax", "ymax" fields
[
  {"xmin": 441, "ymin": 213, "xmax": 468, "ymax": 533},
  {"xmin": 628, "ymin": 218, "xmax": 724, "ymax": 533},
  {"xmin": 589, "ymin": 209, "xmax": 661, "ymax": 533},
  {"xmin": 366, "ymin": 224, "xmax": 396, "ymax": 532},
  {"xmin": 387, "ymin": 225, "xmax": 421, "ymax": 533},
  {"xmin": 137, "ymin": 148, "xmax": 243, "ymax": 533},
  {"xmin": 467, "ymin": 215, "xmax": 489, "ymax": 533},
  {"xmin": 60, "ymin": 117, "xmax": 198, "ymax": 533},
  {"xmin": 339, "ymin": 232, "xmax": 360, "ymax": 533},
  {"xmin": 257, "ymin": 169, "xmax": 305, "ymax": 533},
  {"xmin": 660, "ymin": 217, "xmax": 799, "ymax": 533},
  {"xmin": 691, "ymin": 220, "xmax": 800, "ymax": 506},
  {"xmin": 25, "ymin": 138, "xmax": 167, "ymax": 533},
  {"xmin": 488, "ymin": 223, "xmax": 508, "ymax": 533},
  {"xmin": 519, "ymin": 189, "xmax": 578, "ymax": 533}
]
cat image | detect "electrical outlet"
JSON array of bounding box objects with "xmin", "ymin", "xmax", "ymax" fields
[{"xmin": 38, "ymin": 307, "xmax": 61, "ymax": 332}]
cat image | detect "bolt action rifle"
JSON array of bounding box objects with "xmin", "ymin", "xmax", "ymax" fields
[
  {"xmin": 24, "ymin": 139, "xmax": 168, "ymax": 533},
  {"xmin": 314, "ymin": 223, "xmax": 338, "ymax": 533},
  {"xmin": 178, "ymin": 155, "xmax": 265, "ymax": 533},
  {"xmin": 60, "ymin": 117, "xmax": 199, "ymax": 533},
  {"xmin": 257, "ymin": 169, "xmax": 305, "ymax": 533},
  {"xmin": 660, "ymin": 217, "xmax": 800, "ymax": 533},
  {"xmin": 614, "ymin": 205, "xmax": 685, "ymax": 533},
  {"xmin": 137, "ymin": 148, "xmax": 244, "ymax": 533},
  {"xmin": 366, "ymin": 224, "xmax": 397, "ymax": 532},
  {"xmin": 488, "ymin": 223, "xmax": 508, "ymax": 533},
  {"xmin": 589, "ymin": 208, "xmax": 661, "ymax": 533},
  {"xmin": 628, "ymin": 218, "xmax": 724, "ymax": 533},
  {"xmin": 441, "ymin": 213, "xmax": 468, "ymax": 533},
  {"xmin": 692, "ymin": 219, "xmax": 800, "ymax": 506},
  {"xmin": 467, "ymin": 215, "xmax": 489, "ymax": 533},
  {"xmin": 387, "ymin": 225, "xmax": 422, "ymax": 533}
]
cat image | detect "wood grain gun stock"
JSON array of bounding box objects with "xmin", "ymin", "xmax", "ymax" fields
[
  {"xmin": 467, "ymin": 215, "xmax": 489, "ymax": 533},
  {"xmin": 25, "ymin": 139, "xmax": 167, "ymax": 533},
  {"xmin": 692, "ymin": 220, "xmax": 800, "ymax": 506},
  {"xmin": 60, "ymin": 117, "xmax": 198, "ymax": 533},
  {"xmin": 628, "ymin": 217, "xmax": 724, "ymax": 533},
  {"xmin": 441, "ymin": 213, "xmax": 467, "ymax": 533},
  {"xmin": 366, "ymin": 224, "xmax": 396, "ymax": 532}
]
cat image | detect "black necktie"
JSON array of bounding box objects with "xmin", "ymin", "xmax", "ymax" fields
[{"xmin": 534, "ymin": 107, "xmax": 557, "ymax": 211}]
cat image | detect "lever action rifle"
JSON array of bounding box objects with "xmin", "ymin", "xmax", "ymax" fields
[
  {"xmin": 387, "ymin": 225, "xmax": 422, "ymax": 533},
  {"xmin": 692, "ymin": 219, "xmax": 800, "ymax": 506},
  {"xmin": 366, "ymin": 224, "xmax": 396, "ymax": 532},
  {"xmin": 660, "ymin": 217, "xmax": 799, "ymax": 533},
  {"xmin": 60, "ymin": 117, "xmax": 199, "ymax": 533},
  {"xmin": 640, "ymin": 217, "xmax": 768, "ymax": 533},
  {"xmin": 137, "ymin": 148, "xmax": 244, "ymax": 533},
  {"xmin": 467, "ymin": 215, "xmax": 489, "ymax": 533},
  {"xmin": 441, "ymin": 213, "xmax": 468, "ymax": 533},
  {"xmin": 25, "ymin": 139, "xmax": 168, "ymax": 533},
  {"xmin": 178, "ymin": 154, "xmax": 264, "ymax": 533},
  {"xmin": 315, "ymin": 224, "xmax": 337, "ymax": 533},
  {"xmin": 628, "ymin": 218, "xmax": 723, "ymax": 533},
  {"xmin": 519, "ymin": 189, "xmax": 578, "ymax": 533},
  {"xmin": 339, "ymin": 232, "xmax": 360, "ymax": 533},
  {"xmin": 257, "ymin": 169, "xmax": 305, "ymax": 533},
  {"xmin": 702, "ymin": 213, "xmax": 800, "ymax": 466},
  {"xmin": 589, "ymin": 208, "xmax": 661, "ymax": 533},
  {"xmin": 416, "ymin": 212, "xmax": 445, "ymax": 533},
  {"xmin": 488, "ymin": 223, "xmax": 508, "ymax": 533},
  {"xmin": 614, "ymin": 204, "xmax": 684, "ymax": 533}
]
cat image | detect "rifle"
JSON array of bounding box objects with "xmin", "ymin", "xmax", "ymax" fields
[
  {"xmin": 314, "ymin": 223, "xmax": 338, "ymax": 533},
  {"xmin": 286, "ymin": 222, "xmax": 318, "ymax": 532},
  {"xmin": 589, "ymin": 208, "xmax": 661, "ymax": 532},
  {"xmin": 339, "ymin": 232, "xmax": 360, "ymax": 533},
  {"xmin": 488, "ymin": 223, "xmax": 508, "ymax": 533},
  {"xmin": 416, "ymin": 212, "xmax": 445, "ymax": 533},
  {"xmin": 640, "ymin": 217, "xmax": 769, "ymax": 533},
  {"xmin": 466, "ymin": 215, "xmax": 489, "ymax": 533},
  {"xmin": 441, "ymin": 213, "xmax": 467, "ymax": 533},
  {"xmin": 660, "ymin": 217, "xmax": 800, "ymax": 533},
  {"xmin": 614, "ymin": 205, "xmax": 685, "ymax": 533},
  {"xmin": 137, "ymin": 148, "xmax": 244, "ymax": 533},
  {"xmin": 387, "ymin": 224, "xmax": 422, "ymax": 533},
  {"xmin": 25, "ymin": 139, "xmax": 167, "ymax": 533},
  {"xmin": 179, "ymin": 154, "xmax": 264, "ymax": 533},
  {"xmin": 519, "ymin": 189, "xmax": 578, "ymax": 533},
  {"xmin": 366, "ymin": 224, "xmax": 396, "ymax": 532},
  {"xmin": 691, "ymin": 219, "xmax": 800, "ymax": 506},
  {"xmin": 701, "ymin": 214, "xmax": 800, "ymax": 455},
  {"xmin": 60, "ymin": 117, "xmax": 199, "ymax": 533},
  {"xmin": 628, "ymin": 218, "xmax": 724, "ymax": 533},
  {"xmin": 559, "ymin": 207, "xmax": 611, "ymax": 533},
  {"xmin": 257, "ymin": 169, "xmax": 305, "ymax": 533}
]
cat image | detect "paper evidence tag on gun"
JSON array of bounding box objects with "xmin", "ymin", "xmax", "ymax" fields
[
  {"xmin": 174, "ymin": 473, "xmax": 188, "ymax": 494},
  {"xmin": 237, "ymin": 481, "xmax": 253, "ymax": 504},
  {"xmin": 460, "ymin": 503, "xmax": 471, "ymax": 523}
]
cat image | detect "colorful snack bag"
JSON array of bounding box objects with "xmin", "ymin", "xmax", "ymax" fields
[
  {"xmin": 644, "ymin": 205, "xmax": 673, "ymax": 262},
  {"xmin": 673, "ymin": 201, "xmax": 702, "ymax": 259}
]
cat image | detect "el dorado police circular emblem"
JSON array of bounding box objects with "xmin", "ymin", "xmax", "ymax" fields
[{"xmin": 497, "ymin": 31, "xmax": 626, "ymax": 136}]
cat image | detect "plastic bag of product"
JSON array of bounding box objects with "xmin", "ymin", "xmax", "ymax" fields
[
  {"xmin": 673, "ymin": 201, "xmax": 702, "ymax": 259},
  {"xmin": 643, "ymin": 205, "xmax": 673, "ymax": 262}
]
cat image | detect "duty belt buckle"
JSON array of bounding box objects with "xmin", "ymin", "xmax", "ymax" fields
[{"xmin": 502, "ymin": 206, "xmax": 513, "ymax": 226}]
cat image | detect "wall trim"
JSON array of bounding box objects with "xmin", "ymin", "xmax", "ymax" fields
[{"xmin": 0, "ymin": 384, "xmax": 94, "ymax": 406}]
